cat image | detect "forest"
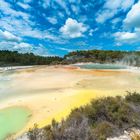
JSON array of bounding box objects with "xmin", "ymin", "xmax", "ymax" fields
[
  {"xmin": 0, "ymin": 50, "xmax": 63, "ymax": 66},
  {"xmin": 0, "ymin": 50, "xmax": 140, "ymax": 66},
  {"xmin": 64, "ymin": 50, "xmax": 140, "ymax": 66}
]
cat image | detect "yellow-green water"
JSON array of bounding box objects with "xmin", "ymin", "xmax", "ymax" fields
[{"xmin": 0, "ymin": 106, "xmax": 31, "ymax": 140}]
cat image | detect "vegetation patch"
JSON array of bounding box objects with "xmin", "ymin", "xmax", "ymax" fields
[
  {"xmin": 0, "ymin": 50, "xmax": 140, "ymax": 66},
  {"xmin": 27, "ymin": 92, "xmax": 140, "ymax": 140}
]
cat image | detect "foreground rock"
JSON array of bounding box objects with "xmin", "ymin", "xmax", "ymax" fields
[{"xmin": 108, "ymin": 129, "xmax": 140, "ymax": 140}]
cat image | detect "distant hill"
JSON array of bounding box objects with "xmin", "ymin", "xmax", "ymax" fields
[
  {"xmin": 0, "ymin": 50, "xmax": 63, "ymax": 66},
  {"xmin": 64, "ymin": 50, "xmax": 140, "ymax": 66},
  {"xmin": 0, "ymin": 50, "xmax": 140, "ymax": 66}
]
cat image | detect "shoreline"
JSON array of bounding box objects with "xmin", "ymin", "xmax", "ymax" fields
[{"xmin": 0, "ymin": 66, "xmax": 34, "ymax": 73}]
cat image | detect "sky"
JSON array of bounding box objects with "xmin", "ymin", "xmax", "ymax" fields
[{"xmin": 0, "ymin": 0, "xmax": 140, "ymax": 56}]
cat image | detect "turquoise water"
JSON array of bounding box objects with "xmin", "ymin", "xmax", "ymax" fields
[
  {"xmin": 0, "ymin": 106, "xmax": 31, "ymax": 140},
  {"xmin": 75, "ymin": 63, "xmax": 127, "ymax": 69}
]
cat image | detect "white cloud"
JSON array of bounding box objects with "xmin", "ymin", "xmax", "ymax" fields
[
  {"xmin": 0, "ymin": 0, "xmax": 68, "ymax": 55},
  {"xmin": 111, "ymin": 18, "xmax": 122, "ymax": 29},
  {"xmin": 33, "ymin": 44, "xmax": 49, "ymax": 56},
  {"xmin": 89, "ymin": 29, "xmax": 94, "ymax": 36},
  {"xmin": 121, "ymin": 0, "xmax": 135, "ymax": 11},
  {"xmin": 0, "ymin": 41, "xmax": 49, "ymax": 55},
  {"xmin": 96, "ymin": 10, "xmax": 116, "ymax": 23},
  {"xmin": 0, "ymin": 0, "xmax": 29, "ymax": 21},
  {"xmin": 44, "ymin": 33, "xmax": 57, "ymax": 40},
  {"xmin": 104, "ymin": 0, "xmax": 121, "ymax": 10},
  {"xmin": 114, "ymin": 1, "xmax": 140, "ymax": 45},
  {"xmin": 0, "ymin": 14, "xmax": 63, "ymax": 43},
  {"xmin": 71, "ymin": 4, "xmax": 79, "ymax": 15},
  {"xmin": 42, "ymin": 0, "xmax": 75, "ymax": 12},
  {"xmin": 0, "ymin": 41, "xmax": 16, "ymax": 51},
  {"xmin": 41, "ymin": 0, "xmax": 51, "ymax": 8},
  {"xmin": 55, "ymin": 0, "xmax": 70, "ymax": 15},
  {"xmin": 0, "ymin": 30, "xmax": 21, "ymax": 42},
  {"xmin": 111, "ymin": 17, "xmax": 122, "ymax": 24},
  {"xmin": 96, "ymin": 0, "xmax": 135, "ymax": 23},
  {"xmin": 47, "ymin": 17, "xmax": 57, "ymax": 24},
  {"xmin": 0, "ymin": 41, "xmax": 32, "ymax": 53},
  {"xmin": 89, "ymin": 28, "xmax": 98, "ymax": 36},
  {"xmin": 58, "ymin": 47, "xmax": 74, "ymax": 52},
  {"xmin": 124, "ymin": 1, "xmax": 140, "ymax": 28},
  {"xmin": 42, "ymin": 0, "xmax": 81, "ymax": 9},
  {"xmin": 114, "ymin": 32, "xmax": 137, "ymax": 40},
  {"xmin": 114, "ymin": 31, "xmax": 139, "ymax": 43},
  {"xmin": 59, "ymin": 18, "xmax": 87, "ymax": 38},
  {"xmin": 14, "ymin": 42, "xmax": 32, "ymax": 49},
  {"xmin": 58, "ymin": 12, "xmax": 64, "ymax": 18},
  {"xmin": 18, "ymin": 2, "xmax": 31, "ymax": 9},
  {"xmin": 0, "ymin": 16, "xmax": 38, "ymax": 38},
  {"xmin": 0, "ymin": 0, "xmax": 64, "ymax": 44},
  {"xmin": 14, "ymin": 42, "xmax": 32, "ymax": 53},
  {"xmin": 104, "ymin": 0, "xmax": 134, "ymax": 11}
]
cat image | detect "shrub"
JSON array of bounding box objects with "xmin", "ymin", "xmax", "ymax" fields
[
  {"xmin": 93, "ymin": 121, "xmax": 114, "ymax": 140},
  {"xmin": 27, "ymin": 92, "xmax": 140, "ymax": 140},
  {"xmin": 125, "ymin": 91, "xmax": 140, "ymax": 104}
]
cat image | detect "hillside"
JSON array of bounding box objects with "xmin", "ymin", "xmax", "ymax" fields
[
  {"xmin": 0, "ymin": 50, "xmax": 63, "ymax": 66},
  {"xmin": 0, "ymin": 50, "xmax": 140, "ymax": 66},
  {"xmin": 64, "ymin": 50, "xmax": 140, "ymax": 66}
]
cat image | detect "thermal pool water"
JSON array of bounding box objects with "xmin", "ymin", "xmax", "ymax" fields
[
  {"xmin": 74, "ymin": 63, "xmax": 127, "ymax": 69},
  {"xmin": 0, "ymin": 107, "xmax": 31, "ymax": 140}
]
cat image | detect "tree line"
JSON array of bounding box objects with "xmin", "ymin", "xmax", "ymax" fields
[
  {"xmin": 0, "ymin": 50, "xmax": 63, "ymax": 66},
  {"xmin": 64, "ymin": 50, "xmax": 140, "ymax": 66},
  {"xmin": 0, "ymin": 50, "xmax": 140, "ymax": 66}
]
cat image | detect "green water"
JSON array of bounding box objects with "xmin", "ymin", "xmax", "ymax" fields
[
  {"xmin": 0, "ymin": 106, "xmax": 31, "ymax": 140},
  {"xmin": 75, "ymin": 63, "xmax": 127, "ymax": 69}
]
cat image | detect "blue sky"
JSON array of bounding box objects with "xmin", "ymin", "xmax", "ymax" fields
[{"xmin": 0, "ymin": 0, "xmax": 140, "ymax": 56}]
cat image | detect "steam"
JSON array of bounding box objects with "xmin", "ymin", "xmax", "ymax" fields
[{"xmin": 119, "ymin": 54, "xmax": 140, "ymax": 67}]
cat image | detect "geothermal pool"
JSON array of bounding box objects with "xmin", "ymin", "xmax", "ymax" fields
[
  {"xmin": 74, "ymin": 63, "xmax": 127, "ymax": 69},
  {"xmin": 0, "ymin": 64, "xmax": 139, "ymax": 139},
  {"xmin": 0, "ymin": 107, "xmax": 31, "ymax": 140}
]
